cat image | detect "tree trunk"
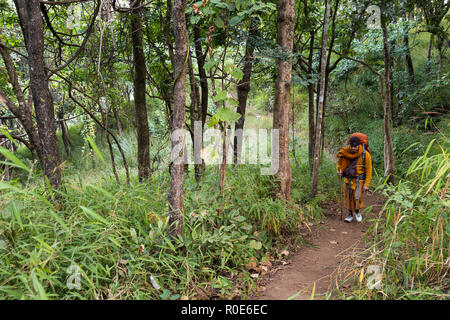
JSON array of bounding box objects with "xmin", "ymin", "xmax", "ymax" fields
[
  {"xmin": 187, "ymin": 47, "xmax": 201, "ymax": 182},
  {"xmin": 319, "ymin": 0, "xmax": 340, "ymax": 163},
  {"xmin": 381, "ymin": 10, "xmax": 395, "ymax": 184},
  {"xmin": 15, "ymin": 0, "xmax": 61, "ymax": 190},
  {"xmin": 404, "ymin": 29, "xmax": 415, "ymax": 85},
  {"xmin": 272, "ymin": 0, "xmax": 295, "ymax": 200},
  {"xmin": 0, "ymin": 39, "xmax": 41, "ymax": 161},
  {"xmin": 58, "ymin": 109, "xmax": 71, "ymax": 158},
  {"xmin": 389, "ymin": 38, "xmax": 396, "ymax": 123},
  {"xmin": 0, "ymin": 119, "xmax": 9, "ymax": 181},
  {"xmin": 107, "ymin": 135, "xmax": 120, "ymax": 183},
  {"xmin": 168, "ymin": 0, "xmax": 188, "ymax": 238},
  {"xmin": 113, "ymin": 107, "xmax": 123, "ymax": 137},
  {"xmin": 307, "ymin": 31, "xmax": 315, "ymax": 170},
  {"xmin": 193, "ymin": 24, "xmax": 208, "ymax": 172},
  {"xmin": 219, "ymin": 125, "xmax": 231, "ymax": 192},
  {"xmin": 234, "ymin": 18, "xmax": 258, "ymax": 164},
  {"xmin": 311, "ymin": 0, "xmax": 331, "ymax": 197},
  {"xmin": 130, "ymin": 0, "xmax": 151, "ymax": 182},
  {"xmin": 426, "ymin": 34, "xmax": 433, "ymax": 73},
  {"xmin": 436, "ymin": 36, "xmax": 443, "ymax": 81}
]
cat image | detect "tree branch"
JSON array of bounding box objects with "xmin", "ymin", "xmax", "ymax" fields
[
  {"xmin": 40, "ymin": 2, "xmax": 81, "ymax": 48},
  {"xmin": 331, "ymin": 50, "xmax": 383, "ymax": 80},
  {"xmin": 0, "ymin": 134, "xmax": 32, "ymax": 151},
  {"xmin": 39, "ymin": 0, "xmax": 92, "ymax": 5},
  {"xmin": 48, "ymin": 0, "xmax": 101, "ymax": 75}
]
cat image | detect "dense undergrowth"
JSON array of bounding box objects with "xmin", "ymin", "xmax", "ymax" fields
[
  {"xmin": 0, "ymin": 123, "xmax": 336, "ymax": 300},
  {"xmin": 321, "ymin": 27, "xmax": 449, "ymax": 299},
  {"xmin": 331, "ymin": 137, "xmax": 449, "ymax": 300},
  {"xmin": 322, "ymin": 36, "xmax": 449, "ymax": 299}
]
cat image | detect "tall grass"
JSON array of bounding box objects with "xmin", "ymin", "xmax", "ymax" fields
[
  {"xmin": 0, "ymin": 122, "xmax": 337, "ymax": 299},
  {"xmin": 330, "ymin": 139, "xmax": 449, "ymax": 299}
]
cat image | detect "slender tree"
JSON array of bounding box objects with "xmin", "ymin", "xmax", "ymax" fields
[
  {"xmin": 307, "ymin": 29, "xmax": 316, "ymax": 169},
  {"xmin": 58, "ymin": 108, "xmax": 72, "ymax": 159},
  {"xmin": 187, "ymin": 47, "xmax": 201, "ymax": 182},
  {"xmin": 234, "ymin": 18, "xmax": 258, "ymax": 164},
  {"xmin": 403, "ymin": 11, "xmax": 415, "ymax": 85},
  {"xmin": 273, "ymin": 0, "xmax": 295, "ymax": 200},
  {"xmin": 130, "ymin": 0, "xmax": 151, "ymax": 181},
  {"xmin": 14, "ymin": 0, "xmax": 62, "ymax": 190},
  {"xmin": 381, "ymin": 2, "xmax": 395, "ymax": 183},
  {"xmin": 0, "ymin": 39, "xmax": 41, "ymax": 160},
  {"xmin": 168, "ymin": 0, "xmax": 188, "ymax": 238},
  {"xmin": 193, "ymin": 23, "xmax": 209, "ymax": 173},
  {"xmin": 311, "ymin": 0, "xmax": 331, "ymax": 197}
]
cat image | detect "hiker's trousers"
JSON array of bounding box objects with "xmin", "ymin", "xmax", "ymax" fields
[{"xmin": 344, "ymin": 181, "xmax": 365, "ymax": 211}]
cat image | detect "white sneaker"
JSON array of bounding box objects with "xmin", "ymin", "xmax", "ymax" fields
[
  {"xmin": 344, "ymin": 214, "xmax": 354, "ymax": 223},
  {"xmin": 355, "ymin": 212, "xmax": 362, "ymax": 222}
]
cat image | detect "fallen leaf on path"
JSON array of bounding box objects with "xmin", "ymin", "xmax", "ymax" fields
[
  {"xmin": 281, "ymin": 250, "xmax": 289, "ymax": 257},
  {"xmin": 245, "ymin": 261, "xmax": 257, "ymax": 270},
  {"xmin": 261, "ymin": 260, "xmax": 272, "ymax": 267},
  {"xmin": 250, "ymin": 273, "xmax": 259, "ymax": 278},
  {"xmin": 330, "ymin": 228, "xmax": 336, "ymax": 232},
  {"xmin": 341, "ymin": 231, "xmax": 348, "ymax": 234},
  {"xmin": 329, "ymin": 240, "xmax": 338, "ymax": 245}
]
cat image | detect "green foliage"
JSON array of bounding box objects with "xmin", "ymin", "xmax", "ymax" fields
[
  {"xmin": 0, "ymin": 142, "xmax": 325, "ymax": 299},
  {"xmin": 208, "ymin": 106, "xmax": 241, "ymax": 127},
  {"xmin": 0, "ymin": 146, "xmax": 30, "ymax": 173},
  {"xmin": 331, "ymin": 139, "xmax": 449, "ymax": 300}
]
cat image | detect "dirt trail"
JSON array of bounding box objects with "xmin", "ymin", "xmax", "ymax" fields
[{"xmin": 254, "ymin": 192, "xmax": 385, "ymax": 300}]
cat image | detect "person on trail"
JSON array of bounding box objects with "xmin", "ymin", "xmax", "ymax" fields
[{"xmin": 336, "ymin": 136, "xmax": 372, "ymax": 223}]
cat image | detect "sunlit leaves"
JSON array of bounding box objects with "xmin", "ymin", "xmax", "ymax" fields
[
  {"xmin": 212, "ymin": 89, "xmax": 227, "ymax": 102},
  {"xmin": 231, "ymin": 68, "xmax": 244, "ymax": 81},
  {"xmin": 208, "ymin": 107, "xmax": 241, "ymax": 127}
]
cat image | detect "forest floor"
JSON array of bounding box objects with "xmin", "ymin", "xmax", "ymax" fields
[{"xmin": 252, "ymin": 192, "xmax": 385, "ymax": 300}]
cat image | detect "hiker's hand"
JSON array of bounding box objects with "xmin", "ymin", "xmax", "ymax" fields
[
  {"xmin": 337, "ymin": 171, "xmax": 342, "ymax": 178},
  {"xmin": 363, "ymin": 186, "xmax": 369, "ymax": 193}
]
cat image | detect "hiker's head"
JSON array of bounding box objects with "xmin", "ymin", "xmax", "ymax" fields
[{"xmin": 349, "ymin": 136, "xmax": 360, "ymax": 153}]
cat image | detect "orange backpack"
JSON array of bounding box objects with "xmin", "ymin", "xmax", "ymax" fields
[{"xmin": 348, "ymin": 132, "xmax": 371, "ymax": 154}]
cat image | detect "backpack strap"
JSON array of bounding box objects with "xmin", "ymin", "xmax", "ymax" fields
[
  {"xmin": 362, "ymin": 144, "xmax": 366, "ymax": 173},
  {"xmin": 354, "ymin": 145, "xmax": 367, "ymax": 201}
]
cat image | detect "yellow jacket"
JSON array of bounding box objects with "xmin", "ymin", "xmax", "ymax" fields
[{"xmin": 336, "ymin": 147, "xmax": 372, "ymax": 190}]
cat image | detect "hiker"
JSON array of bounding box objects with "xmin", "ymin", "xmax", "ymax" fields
[{"xmin": 336, "ymin": 136, "xmax": 372, "ymax": 223}]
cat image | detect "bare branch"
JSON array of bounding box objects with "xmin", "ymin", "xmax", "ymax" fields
[
  {"xmin": 48, "ymin": 0, "xmax": 101, "ymax": 75},
  {"xmin": 39, "ymin": 0, "xmax": 92, "ymax": 5},
  {"xmin": 331, "ymin": 50, "xmax": 383, "ymax": 80},
  {"xmin": 40, "ymin": 2, "xmax": 81, "ymax": 48}
]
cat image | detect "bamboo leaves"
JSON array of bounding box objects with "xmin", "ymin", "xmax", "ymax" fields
[
  {"xmin": 80, "ymin": 206, "xmax": 108, "ymax": 225},
  {"xmin": 0, "ymin": 146, "xmax": 30, "ymax": 172}
]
